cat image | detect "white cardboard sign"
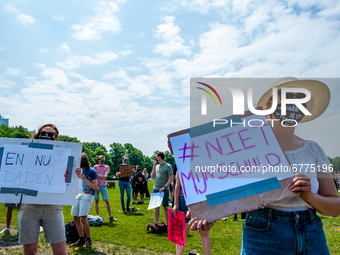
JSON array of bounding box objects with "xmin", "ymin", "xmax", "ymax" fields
[
  {"xmin": 170, "ymin": 115, "xmax": 293, "ymax": 206},
  {"xmin": 0, "ymin": 138, "xmax": 82, "ymax": 205},
  {"xmin": 147, "ymin": 192, "xmax": 164, "ymax": 210}
]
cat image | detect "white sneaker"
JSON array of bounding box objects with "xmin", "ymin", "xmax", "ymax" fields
[{"xmin": 0, "ymin": 228, "xmax": 10, "ymax": 234}]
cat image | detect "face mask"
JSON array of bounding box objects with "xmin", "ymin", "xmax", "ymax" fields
[
  {"xmin": 39, "ymin": 135, "xmax": 53, "ymax": 140},
  {"xmin": 124, "ymin": 159, "xmax": 128, "ymax": 163},
  {"xmin": 273, "ymin": 102, "xmax": 305, "ymax": 126},
  {"xmin": 100, "ymin": 160, "xmax": 105, "ymax": 164}
]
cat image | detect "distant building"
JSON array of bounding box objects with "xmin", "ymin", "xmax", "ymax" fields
[{"xmin": 0, "ymin": 115, "xmax": 9, "ymax": 126}]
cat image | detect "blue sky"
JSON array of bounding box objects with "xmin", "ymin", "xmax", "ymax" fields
[{"xmin": 0, "ymin": 0, "xmax": 339, "ymax": 157}]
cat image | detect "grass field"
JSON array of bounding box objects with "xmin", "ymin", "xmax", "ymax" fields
[{"xmin": 0, "ymin": 180, "xmax": 340, "ymax": 254}]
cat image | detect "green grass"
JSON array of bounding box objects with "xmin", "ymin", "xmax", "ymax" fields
[{"xmin": 0, "ymin": 181, "xmax": 339, "ymax": 254}]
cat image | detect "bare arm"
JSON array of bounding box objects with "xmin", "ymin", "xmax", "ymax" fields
[
  {"xmin": 151, "ymin": 161, "xmax": 157, "ymax": 179},
  {"xmin": 172, "ymin": 172, "xmax": 181, "ymax": 216},
  {"xmin": 289, "ymin": 172, "xmax": 340, "ymax": 217},
  {"xmin": 97, "ymin": 172, "xmax": 109, "ymax": 179},
  {"xmin": 76, "ymin": 168, "xmax": 100, "ymax": 191}
]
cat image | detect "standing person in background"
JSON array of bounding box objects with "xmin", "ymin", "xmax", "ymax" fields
[
  {"xmin": 18, "ymin": 123, "xmax": 67, "ymax": 255},
  {"xmin": 70, "ymin": 153, "xmax": 100, "ymax": 249},
  {"xmin": 151, "ymin": 151, "xmax": 173, "ymax": 225},
  {"xmin": 116, "ymin": 155, "xmax": 132, "ymax": 212},
  {"xmin": 133, "ymin": 167, "xmax": 145, "ymax": 203},
  {"xmin": 0, "ymin": 204, "xmax": 19, "ymax": 234},
  {"xmin": 132, "ymin": 167, "xmax": 138, "ymax": 204},
  {"xmin": 143, "ymin": 168, "xmax": 150, "ymax": 198},
  {"xmin": 93, "ymin": 155, "xmax": 117, "ymax": 222}
]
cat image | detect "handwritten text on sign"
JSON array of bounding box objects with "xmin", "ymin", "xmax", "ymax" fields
[
  {"xmin": 0, "ymin": 144, "xmax": 71, "ymax": 193},
  {"xmin": 168, "ymin": 209, "xmax": 186, "ymax": 248},
  {"xmin": 169, "ymin": 115, "xmax": 293, "ymax": 205}
]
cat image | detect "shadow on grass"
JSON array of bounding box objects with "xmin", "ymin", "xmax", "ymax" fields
[
  {"xmin": 71, "ymin": 247, "xmax": 106, "ymax": 255},
  {"xmin": 0, "ymin": 233, "xmax": 19, "ymax": 247}
]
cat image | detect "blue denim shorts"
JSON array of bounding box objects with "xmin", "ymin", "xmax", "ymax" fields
[
  {"xmin": 241, "ymin": 208, "xmax": 330, "ymax": 255},
  {"xmin": 94, "ymin": 186, "xmax": 109, "ymax": 201},
  {"xmin": 153, "ymin": 189, "xmax": 170, "ymax": 207},
  {"xmin": 178, "ymin": 195, "xmax": 190, "ymax": 223}
]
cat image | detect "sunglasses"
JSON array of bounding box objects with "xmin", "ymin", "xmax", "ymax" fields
[
  {"xmin": 285, "ymin": 92, "xmax": 306, "ymax": 99},
  {"xmin": 39, "ymin": 131, "xmax": 56, "ymax": 140}
]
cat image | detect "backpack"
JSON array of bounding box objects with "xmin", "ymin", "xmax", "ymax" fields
[
  {"xmin": 147, "ymin": 222, "xmax": 167, "ymax": 234},
  {"xmin": 65, "ymin": 221, "xmax": 79, "ymax": 243},
  {"xmin": 87, "ymin": 215, "xmax": 104, "ymax": 226}
]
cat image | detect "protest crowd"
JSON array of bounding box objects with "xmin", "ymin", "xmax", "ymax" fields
[{"xmin": 1, "ymin": 78, "xmax": 340, "ymax": 255}]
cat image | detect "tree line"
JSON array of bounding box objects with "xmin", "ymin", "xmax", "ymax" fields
[
  {"xmin": 0, "ymin": 124, "xmax": 175, "ymax": 176},
  {"xmin": 1, "ymin": 124, "xmax": 339, "ymax": 175}
]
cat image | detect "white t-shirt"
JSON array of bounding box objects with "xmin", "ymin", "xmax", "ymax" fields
[{"xmin": 268, "ymin": 140, "xmax": 331, "ymax": 211}]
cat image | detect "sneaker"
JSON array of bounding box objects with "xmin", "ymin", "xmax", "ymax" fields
[
  {"xmin": 232, "ymin": 218, "xmax": 238, "ymax": 221},
  {"xmin": 0, "ymin": 228, "xmax": 10, "ymax": 234},
  {"xmin": 109, "ymin": 216, "xmax": 117, "ymax": 222},
  {"xmin": 132, "ymin": 201, "xmax": 138, "ymax": 204},
  {"xmin": 39, "ymin": 226, "xmax": 44, "ymax": 232},
  {"xmin": 70, "ymin": 238, "xmax": 86, "ymax": 247},
  {"xmin": 83, "ymin": 239, "xmax": 92, "ymax": 249}
]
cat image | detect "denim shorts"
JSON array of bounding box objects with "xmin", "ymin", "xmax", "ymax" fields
[
  {"xmin": 178, "ymin": 196, "xmax": 190, "ymax": 223},
  {"xmin": 153, "ymin": 189, "xmax": 170, "ymax": 207},
  {"xmin": 94, "ymin": 186, "xmax": 109, "ymax": 201},
  {"xmin": 241, "ymin": 208, "xmax": 330, "ymax": 255}
]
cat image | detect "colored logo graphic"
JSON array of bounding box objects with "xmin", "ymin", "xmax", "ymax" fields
[{"xmin": 196, "ymin": 82, "xmax": 222, "ymax": 115}]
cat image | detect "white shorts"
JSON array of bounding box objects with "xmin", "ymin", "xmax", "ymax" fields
[{"xmin": 71, "ymin": 194, "xmax": 94, "ymax": 217}]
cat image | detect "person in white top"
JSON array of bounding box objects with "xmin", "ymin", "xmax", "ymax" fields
[{"xmin": 189, "ymin": 77, "xmax": 340, "ymax": 255}]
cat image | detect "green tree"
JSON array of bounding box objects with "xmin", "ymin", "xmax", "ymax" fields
[
  {"xmin": 109, "ymin": 143, "xmax": 126, "ymax": 174},
  {"xmin": 0, "ymin": 124, "xmax": 32, "ymax": 138},
  {"xmin": 58, "ymin": 135, "xmax": 81, "ymax": 143},
  {"xmin": 83, "ymin": 142, "xmax": 114, "ymax": 175}
]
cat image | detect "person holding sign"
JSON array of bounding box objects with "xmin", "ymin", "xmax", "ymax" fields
[
  {"xmin": 116, "ymin": 155, "xmax": 133, "ymax": 212},
  {"xmin": 239, "ymin": 78, "xmax": 340, "ymax": 254},
  {"xmin": 189, "ymin": 78, "xmax": 340, "ymax": 254},
  {"xmin": 17, "ymin": 123, "xmax": 67, "ymax": 255},
  {"xmin": 93, "ymin": 155, "xmax": 117, "ymax": 222},
  {"xmin": 173, "ymin": 167, "xmax": 211, "ymax": 255},
  {"xmin": 151, "ymin": 151, "xmax": 173, "ymax": 225},
  {"xmin": 70, "ymin": 153, "xmax": 100, "ymax": 249}
]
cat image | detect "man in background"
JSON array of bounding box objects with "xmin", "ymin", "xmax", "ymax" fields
[{"xmin": 151, "ymin": 151, "xmax": 173, "ymax": 225}]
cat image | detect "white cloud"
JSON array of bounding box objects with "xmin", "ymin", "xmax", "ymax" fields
[
  {"xmin": 59, "ymin": 42, "xmax": 70, "ymax": 52},
  {"xmin": 4, "ymin": 3, "xmax": 18, "ymax": 13},
  {"xmin": 17, "ymin": 13, "xmax": 35, "ymax": 25},
  {"xmin": 51, "ymin": 14, "xmax": 65, "ymax": 21},
  {"xmin": 39, "ymin": 49, "xmax": 48, "ymax": 53},
  {"xmin": 154, "ymin": 16, "xmax": 191, "ymax": 57},
  {"xmin": 4, "ymin": 67, "xmax": 24, "ymax": 76},
  {"xmin": 71, "ymin": 1, "xmax": 122, "ymax": 40},
  {"xmin": 57, "ymin": 51, "xmax": 118, "ymax": 70},
  {"xmin": 41, "ymin": 68, "xmax": 69, "ymax": 86},
  {"xmin": 34, "ymin": 63, "xmax": 47, "ymax": 69},
  {"xmin": 119, "ymin": 49, "xmax": 132, "ymax": 57},
  {"xmin": 5, "ymin": 3, "xmax": 35, "ymax": 26}
]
